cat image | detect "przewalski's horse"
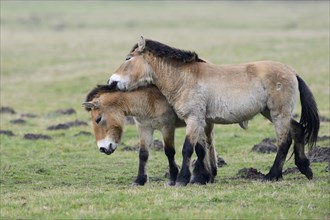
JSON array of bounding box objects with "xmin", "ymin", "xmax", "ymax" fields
[
  {"xmin": 83, "ymin": 85, "xmax": 186, "ymax": 185},
  {"xmin": 108, "ymin": 37, "xmax": 320, "ymax": 186}
]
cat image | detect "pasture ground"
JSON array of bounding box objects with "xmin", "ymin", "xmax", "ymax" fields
[{"xmin": 1, "ymin": 2, "xmax": 329, "ymax": 219}]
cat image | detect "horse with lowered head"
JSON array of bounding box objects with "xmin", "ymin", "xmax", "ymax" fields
[
  {"xmin": 83, "ymin": 85, "xmax": 189, "ymax": 185},
  {"xmin": 108, "ymin": 37, "xmax": 320, "ymax": 186}
]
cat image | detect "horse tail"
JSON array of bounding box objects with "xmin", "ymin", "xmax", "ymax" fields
[{"xmin": 296, "ymin": 75, "xmax": 320, "ymax": 148}]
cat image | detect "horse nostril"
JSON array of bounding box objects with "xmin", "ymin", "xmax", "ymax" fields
[
  {"xmin": 108, "ymin": 81, "xmax": 118, "ymax": 90},
  {"xmin": 99, "ymin": 147, "xmax": 106, "ymax": 153},
  {"xmin": 109, "ymin": 143, "xmax": 112, "ymax": 148}
]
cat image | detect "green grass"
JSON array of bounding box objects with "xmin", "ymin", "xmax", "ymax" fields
[{"xmin": 1, "ymin": 1, "xmax": 329, "ymax": 219}]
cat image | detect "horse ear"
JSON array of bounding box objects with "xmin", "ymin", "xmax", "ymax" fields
[
  {"xmin": 138, "ymin": 36, "xmax": 146, "ymax": 52},
  {"xmin": 82, "ymin": 102, "xmax": 96, "ymax": 111}
]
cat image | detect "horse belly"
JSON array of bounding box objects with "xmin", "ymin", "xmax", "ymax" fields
[
  {"xmin": 206, "ymin": 93, "xmax": 266, "ymax": 124},
  {"xmin": 135, "ymin": 109, "xmax": 178, "ymax": 131}
]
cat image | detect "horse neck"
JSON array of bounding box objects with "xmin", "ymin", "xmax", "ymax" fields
[
  {"xmin": 146, "ymin": 55, "xmax": 196, "ymax": 104},
  {"xmin": 116, "ymin": 91, "xmax": 152, "ymax": 118},
  {"xmin": 99, "ymin": 92, "xmax": 141, "ymax": 118}
]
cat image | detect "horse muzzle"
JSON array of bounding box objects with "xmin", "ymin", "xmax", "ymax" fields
[
  {"xmin": 99, "ymin": 146, "xmax": 115, "ymax": 155},
  {"xmin": 108, "ymin": 74, "xmax": 130, "ymax": 91},
  {"xmin": 97, "ymin": 138, "xmax": 118, "ymax": 155}
]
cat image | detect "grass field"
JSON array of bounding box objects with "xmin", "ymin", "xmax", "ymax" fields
[{"xmin": 1, "ymin": 1, "xmax": 329, "ymax": 219}]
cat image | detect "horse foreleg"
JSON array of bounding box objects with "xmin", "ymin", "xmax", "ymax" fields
[
  {"xmin": 190, "ymin": 142, "xmax": 212, "ymax": 185},
  {"xmin": 132, "ymin": 127, "xmax": 153, "ymax": 186},
  {"xmin": 176, "ymin": 119, "xmax": 204, "ymax": 186},
  {"xmin": 176, "ymin": 137, "xmax": 194, "ymax": 186},
  {"xmin": 191, "ymin": 122, "xmax": 216, "ymax": 184},
  {"xmin": 291, "ymin": 119, "xmax": 313, "ymax": 179},
  {"xmin": 161, "ymin": 127, "xmax": 179, "ymax": 186}
]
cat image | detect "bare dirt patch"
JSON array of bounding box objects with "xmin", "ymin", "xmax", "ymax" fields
[
  {"xmin": 320, "ymin": 116, "xmax": 330, "ymax": 122},
  {"xmin": 0, "ymin": 130, "xmax": 15, "ymax": 136},
  {"xmin": 23, "ymin": 133, "xmax": 52, "ymax": 140},
  {"xmin": 237, "ymin": 168, "xmax": 265, "ymax": 180},
  {"xmin": 47, "ymin": 108, "xmax": 76, "ymax": 117},
  {"xmin": 74, "ymin": 131, "xmax": 92, "ymax": 137},
  {"xmin": 54, "ymin": 108, "xmax": 76, "ymax": 115},
  {"xmin": 21, "ymin": 113, "xmax": 38, "ymax": 118},
  {"xmin": 251, "ymin": 137, "xmax": 277, "ymax": 154},
  {"xmin": 0, "ymin": 106, "xmax": 16, "ymax": 114},
  {"xmin": 317, "ymin": 135, "xmax": 330, "ymax": 142},
  {"xmin": 47, "ymin": 120, "xmax": 87, "ymax": 130},
  {"xmin": 283, "ymin": 167, "xmax": 300, "ymax": 175},
  {"xmin": 217, "ymin": 155, "xmax": 227, "ymax": 167},
  {"xmin": 122, "ymin": 145, "xmax": 138, "ymax": 152},
  {"xmin": 47, "ymin": 123, "xmax": 70, "ymax": 130},
  {"xmin": 10, "ymin": 119, "xmax": 26, "ymax": 124},
  {"xmin": 309, "ymin": 147, "xmax": 330, "ymax": 163},
  {"xmin": 153, "ymin": 140, "xmax": 163, "ymax": 151}
]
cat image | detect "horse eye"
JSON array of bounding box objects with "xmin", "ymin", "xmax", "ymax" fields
[
  {"xmin": 125, "ymin": 56, "xmax": 132, "ymax": 61},
  {"xmin": 95, "ymin": 115, "xmax": 102, "ymax": 124}
]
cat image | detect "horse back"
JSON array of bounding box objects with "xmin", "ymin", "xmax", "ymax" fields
[{"xmin": 197, "ymin": 60, "xmax": 299, "ymax": 124}]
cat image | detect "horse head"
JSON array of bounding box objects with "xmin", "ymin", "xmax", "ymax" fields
[
  {"xmin": 108, "ymin": 37, "xmax": 154, "ymax": 91},
  {"xmin": 83, "ymin": 94, "xmax": 125, "ymax": 155}
]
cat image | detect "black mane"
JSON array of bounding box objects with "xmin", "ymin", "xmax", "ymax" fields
[
  {"xmin": 85, "ymin": 84, "xmax": 117, "ymax": 102},
  {"xmin": 131, "ymin": 39, "xmax": 205, "ymax": 63}
]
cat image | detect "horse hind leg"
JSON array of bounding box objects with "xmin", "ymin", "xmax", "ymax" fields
[
  {"xmin": 205, "ymin": 123, "xmax": 217, "ymax": 183},
  {"xmin": 291, "ymin": 119, "xmax": 313, "ymax": 179},
  {"xmin": 208, "ymin": 143, "xmax": 218, "ymax": 183},
  {"xmin": 264, "ymin": 115, "xmax": 292, "ymax": 181}
]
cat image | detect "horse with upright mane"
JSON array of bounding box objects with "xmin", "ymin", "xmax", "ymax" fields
[
  {"xmin": 83, "ymin": 85, "xmax": 191, "ymax": 185},
  {"xmin": 108, "ymin": 37, "xmax": 319, "ymax": 186}
]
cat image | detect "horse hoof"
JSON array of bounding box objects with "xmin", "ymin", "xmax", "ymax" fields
[
  {"xmin": 131, "ymin": 182, "xmax": 144, "ymax": 186},
  {"xmin": 167, "ymin": 181, "xmax": 176, "ymax": 186},
  {"xmin": 131, "ymin": 182, "xmax": 141, "ymax": 186},
  {"xmin": 263, "ymin": 173, "xmax": 283, "ymax": 182},
  {"xmin": 190, "ymin": 173, "xmax": 210, "ymax": 185},
  {"xmin": 303, "ymin": 168, "xmax": 313, "ymax": 180},
  {"xmin": 190, "ymin": 179, "xmax": 207, "ymax": 185},
  {"xmin": 175, "ymin": 181, "xmax": 188, "ymax": 187},
  {"xmin": 175, "ymin": 175, "xmax": 190, "ymax": 186}
]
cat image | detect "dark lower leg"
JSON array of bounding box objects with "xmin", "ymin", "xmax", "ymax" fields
[
  {"xmin": 291, "ymin": 120, "xmax": 313, "ymax": 179},
  {"xmin": 205, "ymin": 123, "xmax": 217, "ymax": 182},
  {"xmin": 294, "ymin": 143, "xmax": 313, "ymax": 179},
  {"xmin": 133, "ymin": 148, "xmax": 149, "ymax": 185},
  {"xmin": 264, "ymin": 137, "xmax": 292, "ymax": 181},
  {"xmin": 176, "ymin": 137, "xmax": 194, "ymax": 186},
  {"xmin": 209, "ymin": 147, "xmax": 217, "ymax": 183},
  {"xmin": 164, "ymin": 147, "xmax": 179, "ymax": 185},
  {"xmin": 191, "ymin": 142, "xmax": 210, "ymax": 184}
]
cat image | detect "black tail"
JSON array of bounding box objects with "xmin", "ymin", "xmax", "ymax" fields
[{"xmin": 296, "ymin": 75, "xmax": 320, "ymax": 148}]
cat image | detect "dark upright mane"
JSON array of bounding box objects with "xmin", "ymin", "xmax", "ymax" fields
[
  {"xmin": 131, "ymin": 39, "xmax": 205, "ymax": 63},
  {"xmin": 85, "ymin": 84, "xmax": 117, "ymax": 102}
]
